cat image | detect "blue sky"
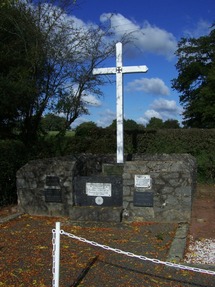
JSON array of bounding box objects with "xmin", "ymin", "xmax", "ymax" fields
[{"xmin": 69, "ymin": 0, "xmax": 214, "ymax": 128}]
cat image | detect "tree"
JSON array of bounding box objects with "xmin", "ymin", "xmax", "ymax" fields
[
  {"xmin": 146, "ymin": 117, "xmax": 163, "ymax": 129},
  {"xmin": 107, "ymin": 119, "xmax": 139, "ymax": 130},
  {"xmin": 172, "ymin": 26, "xmax": 215, "ymax": 128},
  {"xmin": 41, "ymin": 114, "xmax": 68, "ymax": 131},
  {"xmin": 163, "ymin": 119, "xmax": 180, "ymax": 129},
  {"xmin": 0, "ymin": 0, "xmax": 18, "ymax": 7},
  {"xmin": 0, "ymin": 0, "xmax": 132, "ymax": 144},
  {"xmin": 75, "ymin": 121, "xmax": 98, "ymax": 137},
  {"xmin": 0, "ymin": 1, "xmax": 46, "ymax": 140}
]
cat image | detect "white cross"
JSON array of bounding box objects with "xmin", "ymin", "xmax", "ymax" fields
[{"xmin": 93, "ymin": 42, "xmax": 148, "ymax": 163}]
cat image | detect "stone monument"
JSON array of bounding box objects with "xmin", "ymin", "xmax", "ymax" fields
[
  {"xmin": 17, "ymin": 153, "xmax": 196, "ymax": 222},
  {"xmin": 16, "ymin": 43, "xmax": 196, "ymax": 223}
]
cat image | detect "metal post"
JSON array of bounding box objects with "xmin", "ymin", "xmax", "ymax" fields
[{"xmin": 54, "ymin": 222, "xmax": 61, "ymax": 287}]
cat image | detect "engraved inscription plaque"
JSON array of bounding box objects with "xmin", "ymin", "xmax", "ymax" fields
[
  {"xmin": 86, "ymin": 183, "xmax": 111, "ymax": 197},
  {"xmin": 46, "ymin": 176, "xmax": 60, "ymax": 186},
  {"xmin": 135, "ymin": 175, "xmax": 151, "ymax": 188},
  {"xmin": 45, "ymin": 175, "xmax": 62, "ymax": 202},
  {"xmin": 133, "ymin": 191, "xmax": 153, "ymax": 207},
  {"xmin": 45, "ymin": 189, "xmax": 62, "ymax": 203}
]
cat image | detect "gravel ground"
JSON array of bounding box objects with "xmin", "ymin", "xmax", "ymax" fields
[
  {"xmin": 1, "ymin": 214, "xmax": 215, "ymax": 286},
  {"xmin": 184, "ymin": 236, "xmax": 215, "ymax": 265}
]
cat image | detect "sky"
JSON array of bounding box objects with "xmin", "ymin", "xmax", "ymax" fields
[{"xmin": 67, "ymin": 0, "xmax": 214, "ymax": 128}]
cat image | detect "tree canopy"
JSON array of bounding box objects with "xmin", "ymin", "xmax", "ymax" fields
[
  {"xmin": 0, "ymin": 0, "xmax": 131, "ymax": 144},
  {"xmin": 146, "ymin": 117, "xmax": 180, "ymax": 129},
  {"xmin": 41, "ymin": 114, "xmax": 68, "ymax": 132},
  {"xmin": 107, "ymin": 119, "xmax": 140, "ymax": 130},
  {"xmin": 0, "ymin": 2, "xmax": 46, "ymax": 140},
  {"xmin": 75, "ymin": 121, "xmax": 99, "ymax": 137},
  {"xmin": 172, "ymin": 25, "xmax": 215, "ymax": 128}
]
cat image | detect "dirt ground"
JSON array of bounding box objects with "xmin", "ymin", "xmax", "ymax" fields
[
  {"xmin": 0, "ymin": 184, "xmax": 215, "ymax": 240},
  {"xmin": 188, "ymin": 183, "xmax": 215, "ymax": 240},
  {"xmin": 0, "ymin": 184, "xmax": 214, "ymax": 287}
]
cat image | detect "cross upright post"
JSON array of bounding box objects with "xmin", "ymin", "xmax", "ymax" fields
[{"xmin": 93, "ymin": 42, "xmax": 148, "ymax": 163}]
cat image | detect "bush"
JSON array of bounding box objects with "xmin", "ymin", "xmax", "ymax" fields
[
  {"xmin": 1, "ymin": 129, "xmax": 214, "ymax": 206},
  {"xmin": 0, "ymin": 140, "xmax": 28, "ymax": 206}
]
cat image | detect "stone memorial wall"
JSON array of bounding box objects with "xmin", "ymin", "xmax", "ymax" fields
[
  {"xmin": 17, "ymin": 153, "xmax": 196, "ymax": 222},
  {"xmin": 16, "ymin": 155, "xmax": 116, "ymax": 217},
  {"xmin": 122, "ymin": 154, "xmax": 196, "ymax": 222}
]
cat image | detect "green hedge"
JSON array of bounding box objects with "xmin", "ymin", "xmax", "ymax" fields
[
  {"xmin": 42, "ymin": 128, "xmax": 215, "ymax": 182},
  {"xmin": 1, "ymin": 128, "xmax": 214, "ymax": 206},
  {"xmin": 68, "ymin": 128, "xmax": 215, "ymax": 182},
  {"xmin": 0, "ymin": 140, "xmax": 28, "ymax": 206},
  {"xmin": 135, "ymin": 129, "xmax": 215, "ymax": 182}
]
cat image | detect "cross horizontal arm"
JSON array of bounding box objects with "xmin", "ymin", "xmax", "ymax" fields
[
  {"xmin": 93, "ymin": 65, "xmax": 148, "ymax": 76},
  {"xmin": 93, "ymin": 67, "xmax": 116, "ymax": 75},
  {"xmin": 122, "ymin": 65, "xmax": 148, "ymax": 73}
]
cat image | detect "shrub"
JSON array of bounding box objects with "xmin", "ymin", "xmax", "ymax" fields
[{"xmin": 0, "ymin": 140, "xmax": 28, "ymax": 206}]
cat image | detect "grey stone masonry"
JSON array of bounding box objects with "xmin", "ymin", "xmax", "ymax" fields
[
  {"xmin": 16, "ymin": 157, "xmax": 76, "ymax": 216},
  {"xmin": 16, "ymin": 153, "xmax": 196, "ymax": 222},
  {"xmin": 16, "ymin": 154, "xmax": 116, "ymax": 217},
  {"xmin": 122, "ymin": 154, "xmax": 196, "ymax": 222}
]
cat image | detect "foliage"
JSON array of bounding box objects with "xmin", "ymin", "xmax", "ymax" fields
[
  {"xmin": 107, "ymin": 119, "xmax": 140, "ymax": 130},
  {"xmin": 41, "ymin": 114, "xmax": 68, "ymax": 132},
  {"xmin": 0, "ymin": 140, "xmax": 28, "ymax": 205},
  {"xmin": 75, "ymin": 121, "xmax": 98, "ymax": 137},
  {"xmin": 70, "ymin": 127, "xmax": 215, "ymax": 182},
  {"xmin": 0, "ymin": 1, "xmax": 46, "ymax": 142},
  {"xmin": 172, "ymin": 26, "xmax": 215, "ymax": 128},
  {"xmin": 146, "ymin": 117, "xmax": 164, "ymax": 129},
  {"xmin": 0, "ymin": 0, "xmax": 18, "ymax": 7},
  {"xmin": 0, "ymin": 0, "xmax": 132, "ymax": 144},
  {"xmin": 146, "ymin": 117, "xmax": 180, "ymax": 129},
  {"xmin": 1, "ymin": 128, "xmax": 214, "ymax": 206},
  {"xmin": 163, "ymin": 119, "xmax": 180, "ymax": 129},
  {"xmin": 47, "ymin": 130, "xmax": 75, "ymax": 137}
]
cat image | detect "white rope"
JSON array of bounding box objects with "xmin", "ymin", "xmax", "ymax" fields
[{"xmin": 60, "ymin": 229, "xmax": 215, "ymax": 276}]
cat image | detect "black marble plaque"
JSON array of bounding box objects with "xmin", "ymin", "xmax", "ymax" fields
[
  {"xmin": 133, "ymin": 191, "xmax": 153, "ymax": 207},
  {"xmin": 45, "ymin": 189, "xmax": 62, "ymax": 203},
  {"xmin": 74, "ymin": 176, "xmax": 122, "ymax": 206},
  {"xmin": 46, "ymin": 176, "xmax": 60, "ymax": 186}
]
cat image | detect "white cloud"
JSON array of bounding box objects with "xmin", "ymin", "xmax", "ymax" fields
[
  {"xmin": 82, "ymin": 94, "xmax": 102, "ymax": 107},
  {"xmin": 71, "ymin": 117, "xmax": 89, "ymax": 128},
  {"xmin": 145, "ymin": 109, "xmax": 162, "ymax": 119},
  {"xmin": 137, "ymin": 98, "xmax": 182, "ymax": 124},
  {"xmin": 72, "ymin": 109, "xmax": 115, "ymax": 128},
  {"xmin": 31, "ymin": 3, "xmax": 177, "ymax": 60},
  {"xmin": 100, "ymin": 13, "xmax": 177, "ymax": 59},
  {"xmin": 126, "ymin": 78, "xmax": 170, "ymax": 96},
  {"xmin": 184, "ymin": 20, "xmax": 212, "ymax": 38},
  {"xmin": 138, "ymin": 109, "xmax": 162, "ymax": 125},
  {"xmin": 151, "ymin": 98, "xmax": 180, "ymax": 112},
  {"xmin": 97, "ymin": 109, "xmax": 116, "ymax": 127}
]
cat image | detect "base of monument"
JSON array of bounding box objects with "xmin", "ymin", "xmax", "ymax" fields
[{"xmin": 69, "ymin": 206, "xmax": 123, "ymax": 222}]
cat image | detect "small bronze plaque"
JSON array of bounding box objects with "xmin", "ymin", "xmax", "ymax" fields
[
  {"xmin": 45, "ymin": 189, "xmax": 62, "ymax": 203},
  {"xmin": 133, "ymin": 191, "xmax": 153, "ymax": 207},
  {"xmin": 46, "ymin": 176, "xmax": 60, "ymax": 186}
]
